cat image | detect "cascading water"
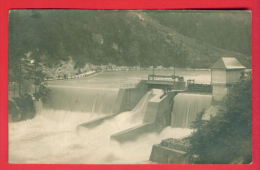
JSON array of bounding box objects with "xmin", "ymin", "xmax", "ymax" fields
[
  {"xmin": 76, "ymin": 91, "xmax": 154, "ymax": 149},
  {"xmin": 171, "ymin": 93, "xmax": 212, "ymax": 128},
  {"xmin": 9, "ymin": 70, "xmax": 211, "ymax": 163},
  {"xmin": 111, "ymin": 90, "xmax": 153, "ymax": 127},
  {"xmin": 44, "ymin": 85, "xmax": 119, "ymax": 113},
  {"xmin": 9, "ymin": 89, "xmax": 193, "ymax": 164}
]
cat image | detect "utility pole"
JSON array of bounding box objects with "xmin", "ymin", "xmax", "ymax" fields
[
  {"xmin": 173, "ymin": 62, "xmax": 176, "ymax": 89},
  {"xmin": 34, "ymin": 60, "xmax": 37, "ymax": 97},
  {"xmin": 30, "ymin": 59, "xmax": 37, "ymax": 98},
  {"xmin": 152, "ymin": 65, "xmax": 155, "ymax": 80},
  {"xmin": 18, "ymin": 58, "xmax": 24, "ymax": 97},
  {"xmin": 174, "ymin": 62, "xmax": 176, "ymax": 78}
]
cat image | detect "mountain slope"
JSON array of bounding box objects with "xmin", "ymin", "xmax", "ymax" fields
[{"xmin": 9, "ymin": 10, "xmax": 251, "ymax": 69}]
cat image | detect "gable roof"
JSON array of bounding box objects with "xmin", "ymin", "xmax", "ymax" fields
[{"xmin": 211, "ymin": 57, "xmax": 246, "ymax": 69}]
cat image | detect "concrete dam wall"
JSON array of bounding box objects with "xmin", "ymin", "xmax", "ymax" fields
[
  {"xmin": 40, "ymin": 78, "xmax": 214, "ymax": 164},
  {"xmin": 111, "ymin": 90, "xmax": 176, "ymax": 142},
  {"xmin": 79, "ymin": 80, "xmax": 149, "ymax": 128},
  {"xmin": 113, "ymin": 80, "xmax": 149, "ymax": 114},
  {"xmin": 45, "ymin": 79, "xmax": 213, "ymax": 144},
  {"xmin": 110, "ymin": 91, "xmax": 212, "ymax": 142}
]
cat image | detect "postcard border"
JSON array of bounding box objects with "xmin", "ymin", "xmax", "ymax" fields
[{"xmin": 0, "ymin": 0, "xmax": 259, "ymax": 170}]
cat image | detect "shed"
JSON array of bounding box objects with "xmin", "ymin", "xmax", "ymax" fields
[
  {"xmin": 210, "ymin": 57, "xmax": 246, "ymax": 101},
  {"xmin": 211, "ymin": 57, "xmax": 246, "ymax": 85}
]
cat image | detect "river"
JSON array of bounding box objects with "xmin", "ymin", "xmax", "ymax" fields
[{"xmin": 9, "ymin": 69, "xmax": 210, "ymax": 164}]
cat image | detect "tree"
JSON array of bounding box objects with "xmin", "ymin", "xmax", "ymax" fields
[{"xmin": 187, "ymin": 78, "xmax": 252, "ymax": 164}]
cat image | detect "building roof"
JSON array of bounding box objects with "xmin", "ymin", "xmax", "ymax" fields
[{"xmin": 211, "ymin": 57, "xmax": 246, "ymax": 70}]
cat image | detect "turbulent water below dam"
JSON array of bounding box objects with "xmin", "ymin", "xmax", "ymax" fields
[{"xmin": 9, "ymin": 69, "xmax": 211, "ymax": 164}]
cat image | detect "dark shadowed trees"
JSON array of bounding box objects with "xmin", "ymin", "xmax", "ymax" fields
[{"xmin": 188, "ymin": 78, "xmax": 252, "ymax": 164}]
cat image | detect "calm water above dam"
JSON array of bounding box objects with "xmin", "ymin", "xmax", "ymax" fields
[
  {"xmin": 9, "ymin": 69, "xmax": 210, "ymax": 164},
  {"xmin": 47, "ymin": 69, "xmax": 211, "ymax": 88}
]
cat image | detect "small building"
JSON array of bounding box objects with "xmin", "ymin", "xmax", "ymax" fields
[{"xmin": 211, "ymin": 57, "xmax": 246, "ymax": 101}]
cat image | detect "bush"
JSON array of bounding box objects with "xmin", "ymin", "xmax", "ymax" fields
[
  {"xmin": 9, "ymin": 93, "xmax": 36, "ymax": 121},
  {"xmin": 187, "ymin": 79, "xmax": 252, "ymax": 164}
]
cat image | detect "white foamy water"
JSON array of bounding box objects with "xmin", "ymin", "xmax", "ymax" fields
[
  {"xmin": 9, "ymin": 70, "xmax": 208, "ymax": 164},
  {"xmin": 8, "ymin": 110, "xmax": 105, "ymax": 163},
  {"xmin": 9, "ymin": 91, "xmax": 192, "ymax": 164},
  {"xmin": 9, "ymin": 111, "xmax": 192, "ymax": 164}
]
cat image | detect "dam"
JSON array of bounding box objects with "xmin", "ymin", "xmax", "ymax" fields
[
  {"xmin": 9, "ymin": 69, "xmax": 211, "ymax": 163},
  {"xmin": 9, "ymin": 58, "xmax": 246, "ymax": 164}
]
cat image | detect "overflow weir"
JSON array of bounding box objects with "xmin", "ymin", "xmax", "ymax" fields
[
  {"xmin": 32, "ymin": 57, "xmax": 245, "ymax": 163},
  {"xmin": 77, "ymin": 74, "xmax": 213, "ymax": 143}
]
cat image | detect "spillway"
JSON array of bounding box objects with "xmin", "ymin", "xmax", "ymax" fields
[
  {"xmin": 44, "ymin": 85, "xmax": 119, "ymax": 114},
  {"xmin": 77, "ymin": 91, "xmax": 153, "ymax": 138},
  {"xmin": 9, "ymin": 70, "xmax": 212, "ymax": 163},
  {"xmin": 171, "ymin": 93, "xmax": 212, "ymax": 128},
  {"xmin": 10, "ymin": 90, "xmax": 175, "ymax": 164},
  {"xmin": 112, "ymin": 90, "xmax": 153, "ymax": 127}
]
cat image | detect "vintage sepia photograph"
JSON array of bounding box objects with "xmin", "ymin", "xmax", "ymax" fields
[{"xmin": 8, "ymin": 10, "xmax": 252, "ymax": 164}]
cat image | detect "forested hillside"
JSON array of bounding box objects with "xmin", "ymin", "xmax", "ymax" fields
[
  {"xmin": 9, "ymin": 10, "xmax": 251, "ymax": 72},
  {"xmin": 148, "ymin": 10, "xmax": 251, "ymax": 57}
]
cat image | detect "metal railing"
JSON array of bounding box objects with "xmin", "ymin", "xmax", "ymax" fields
[
  {"xmin": 148, "ymin": 74, "xmax": 184, "ymax": 81},
  {"xmin": 187, "ymin": 80, "xmax": 212, "ymax": 93}
]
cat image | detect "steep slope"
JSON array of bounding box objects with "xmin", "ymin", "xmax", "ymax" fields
[
  {"xmin": 9, "ymin": 10, "xmax": 250, "ymax": 69},
  {"xmin": 125, "ymin": 11, "xmax": 247, "ymax": 67},
  {"xmin": 146, "ymin": 10, "xmax": 251, "ymax": 57}
]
